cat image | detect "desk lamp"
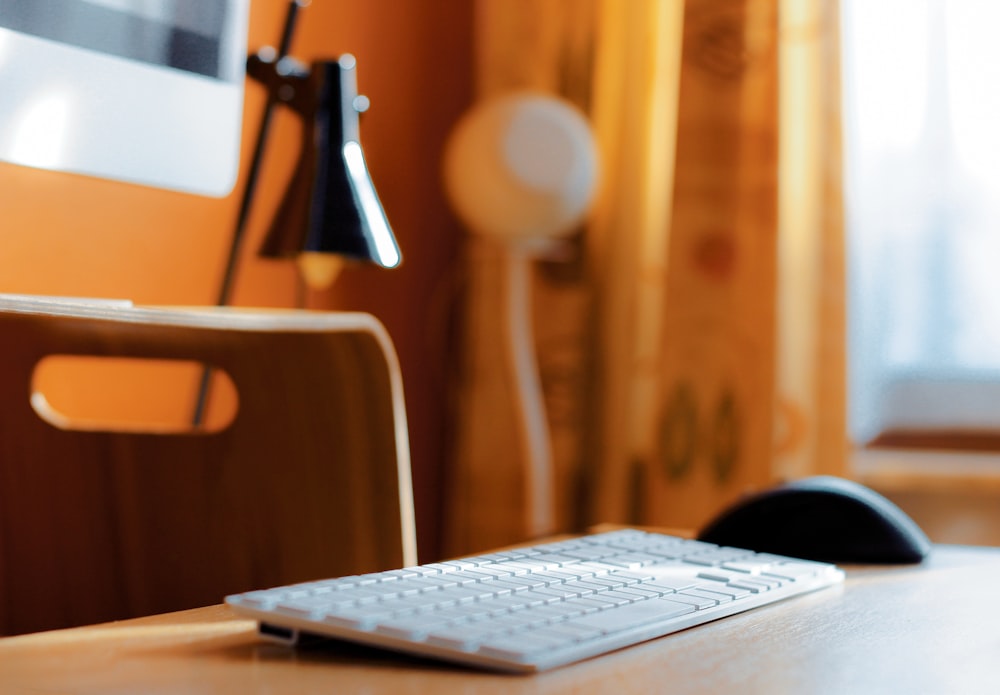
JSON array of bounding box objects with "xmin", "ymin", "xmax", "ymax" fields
[
  {"xmin": 215, "ymin": 0, "xmax": 400, "ymax": 304},
  {"xmin": 196, "ymin": 0, "xmax": 400, "ymax": 425}
]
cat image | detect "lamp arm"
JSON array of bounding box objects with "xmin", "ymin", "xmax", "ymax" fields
[
  {"xmin": 193, "ymin": 0, "xmax": 308, "ymax": 427},
  {"xmin": 214, "ymin": 0, "xmax": 308, "ymax": 308}
]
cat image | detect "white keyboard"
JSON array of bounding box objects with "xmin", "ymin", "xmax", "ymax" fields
[{"xmin": 225, "ymin": 529, "xmax": 845, "ymax": 672}]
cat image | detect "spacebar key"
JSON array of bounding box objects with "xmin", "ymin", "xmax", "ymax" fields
[{"xmin": 566, "ymin": 597, "xmax": 696, "ymax": 635}]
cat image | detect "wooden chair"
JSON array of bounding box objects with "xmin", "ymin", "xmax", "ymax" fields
[{"xmin": 0, "ymin": 295, "xmax": 416, "ymax": 635}]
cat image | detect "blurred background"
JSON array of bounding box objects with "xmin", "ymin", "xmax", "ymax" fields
[{"xmin": 2, "ymin": 0, "xmax": 998, "ymax": 562}]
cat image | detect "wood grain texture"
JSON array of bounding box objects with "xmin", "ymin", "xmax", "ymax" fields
[
  {"xmin": 0, "ymin": 297, "xmax": 416, "ymax": 635},
  {"xmin": 0, "ymin": 545, "xmax": 997, "ymax": 694}
]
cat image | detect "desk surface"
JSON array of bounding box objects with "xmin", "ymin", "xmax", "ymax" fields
[{"xmin": 1, "ymin": 545, "xmax": 999, "ymax": 694}]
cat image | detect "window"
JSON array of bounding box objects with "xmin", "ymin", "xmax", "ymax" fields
[{"xmin": 842, "ymin": 0, "xmax": 1000, "ymax": 450}]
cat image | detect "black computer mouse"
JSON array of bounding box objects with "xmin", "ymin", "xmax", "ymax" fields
[{"xmin": 697, "ymin": 476, "xmax": 932, "ymax": 564}]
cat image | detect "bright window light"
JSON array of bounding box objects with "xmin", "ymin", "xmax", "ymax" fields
[{"xmin": 843, "ymin": 0, "xmax": 1000, "ymax": 442}]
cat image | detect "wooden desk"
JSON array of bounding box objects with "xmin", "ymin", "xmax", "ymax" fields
[{"xmin": 1, "ymin": 546, "xmax": 998, "ymax": 694}]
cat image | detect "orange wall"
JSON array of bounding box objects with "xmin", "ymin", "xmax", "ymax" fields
[{"xmin": 0, "ymin": 0, "xmax": 474, "ymax": 561}]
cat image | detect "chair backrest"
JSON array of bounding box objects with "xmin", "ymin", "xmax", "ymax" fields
[{"xmin": 0, "ymin": 296, "xmax": 416, "ymax": 635}]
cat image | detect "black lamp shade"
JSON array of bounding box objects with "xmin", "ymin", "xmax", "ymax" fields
[{"xmin": 259, "ymin": 56, "xmax": 400, "ymax": 268}]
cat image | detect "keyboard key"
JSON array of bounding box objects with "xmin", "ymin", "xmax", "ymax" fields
[
  {"xmin": 559, "ymin": 579, "xmax": 607, "ymax": 596},
  {"xmin": 666, "ymin": 540, "xmax": 718, "ymax": 557},
  {"xmin": 525, "ymin": 553, "xmax": 580, "ymax": 567},
  {"xmin": 682, "ymin": 587, "xmax": 734, "ymax": 605},
  {"xmin": 535, "ymin": 539, "xmax": 588, "ymax": 552},
  {"xmin": 478, "ymin": 578, "xmax": 529, "ymax": 597},
  {"xmin": 744, "ymin": 575, "xmax": 784, "ymax": 589},
  {"xmin": 438, "ymin": 603, "xmax": 494, "ymax": 621},
  {"xmin": 520, "ymin": 588, "xmax": 570, "ymax": 605},
  {"xmin": 437, "ymin": 571, "xmax": 490, "ymax": 587},
  {"xmin": 613, "ymin": 586, "xmax": 663, "ymax": 601},
  {"xmin": 697, "ymin": 568, "xmax": 747, "ymax": 584},
  {"xmin": 574, "ymin": 561, "xmax": 624, "ymax": 576},
  {"xmin": 484, "ymin": 595, "xmax": 535, "ymax": 613},
  {"xmin": 499, "ymin": 575, "xmax": 550, "ymax": 591},
  {"xmin": 722, "ymin": 560, "xmax": 772, "ymax": 574},
  {"xmin": 607, "ymin": 570, "xmax": 653, "ymax": 585},
  {"xmin": 600, "ymin": 553, "xmax": 664, "ymax": 569},
  {"xmin": 563, "ymin": 597, "xmax": 615, "ymax": 614},
  {"xmin": 487, "ymin": 561, "xmax": 539, "ymax": 576},
  {"xmin": 592, "ymin": 590, "xmax": 641, "ymax": 606},
  {"xmin": 481, "ymin": 553, "xmax": 527, "ymax": 564},
  {"xmin": 553, "ymin": 565, "xmax": 610, "ymax": 581},
  {"xmin": 392, "ymin": 594, "xmax": 457, "ymax": 612},
  {"xmin": 695, "ymin": 584, "xmax": 752, "ymax": 600},
  {"xmin": 728, "ymin": 578, "xmax": 778, "ymax": 593},
  {"xmin": 565, "ymin": 597, "xmax": 696, "ymax": 634},
  {"xmin": 559, "ymin": 546, "xmax": 616, "ymax": 562},
  {"xmin": 762, "ymin": 561, "xmax": 834, "ymax": 581},
  {"xmin": 670, "ymin": 592, "xmax": 720, "ymax": 609},
  {"xmin": 406, "ymin": 575, "xmax": 462, "ymax": 591},
  {"xmin": 521, "ymin": 603, "xmax": 585, "ymax": 622},
  {"xmin": 530, "ymin": 569, "xmax": 582, "ymax": 584},
  {"xmin": 639, "ymin": 574, "xmax": 699, "ymax": 592},
  {"xmin": 479, "ymin": 565, "xmax": 531, "ymax": 579},
  {"xmin": 361, "ymin": 582, "xmax": 416, "ymax": 598},
  {"xmin": 352, "ymin": 574, "xmax": 384, "ymax": 586},
  {"xmin": 681, "ymin": 548, "xmax": 755, "ymax": 566},
  {"xmin": 585, "ymin": 575, "xmax": 634, "ymax": 591},
  {"xmin": 379, "ymin": 569, "xmax": 421, "ymax": 581}
]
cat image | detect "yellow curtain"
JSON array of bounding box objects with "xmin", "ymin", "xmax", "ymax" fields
[
  {"xmin": 774, "ymin": 0, "xmax": 847, "ymax": 482},
  {"xmin": 446, "ymin": 0, "xmax": 846, "ymax": 553},
  {"xmin": 585, "ymin": 0, "xmax": 687, "ymax": 526}
]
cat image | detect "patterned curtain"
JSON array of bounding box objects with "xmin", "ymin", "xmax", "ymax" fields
[{"xmin": 445, "ymin": 0, "xmax": 845, "ymax": 554}]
